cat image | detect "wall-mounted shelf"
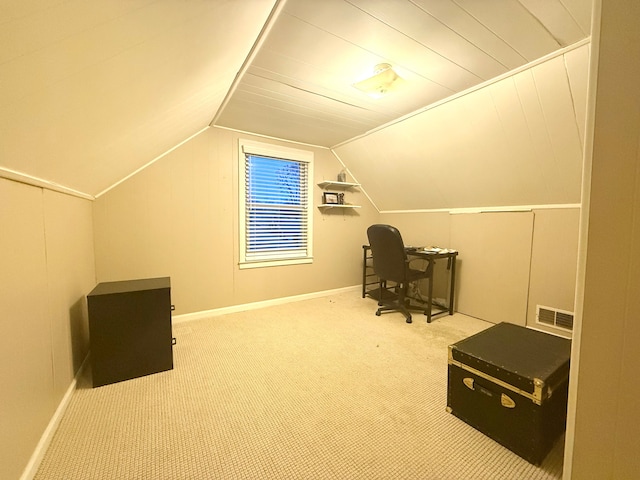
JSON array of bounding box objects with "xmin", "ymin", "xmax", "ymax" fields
[
  {"xmin": 317, "ymin": 181, "xmax": 360, "ymax": 189},
  {"xmin": 318, "ymin": 204, "xmax": 362, "ymax": 210},
  {"xmin": 317, "ymin": 179, "xmax": 361, "ymax": 211}
]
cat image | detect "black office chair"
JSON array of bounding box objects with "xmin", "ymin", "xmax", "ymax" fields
[{"xmin": 366, "ymin": 224, "xmax": 433, "ymax": 323}]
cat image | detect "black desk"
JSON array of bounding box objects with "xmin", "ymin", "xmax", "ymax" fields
[{"xmin": 362, "ymin": 245, "xmax": 457, "ymax": 323}]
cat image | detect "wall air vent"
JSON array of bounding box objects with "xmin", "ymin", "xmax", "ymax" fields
[{"xmin": 536, "ymin": 305, "xmax": 574, "ymax": 331}]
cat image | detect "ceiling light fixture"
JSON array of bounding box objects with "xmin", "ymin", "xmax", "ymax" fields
[{"xmin": 352, "ymin": 63, "xmax": 405, "ymax": 98}]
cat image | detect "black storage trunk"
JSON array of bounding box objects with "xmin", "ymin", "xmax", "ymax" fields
[{"xmin": 447, "ymin": 322, "xmax": 571, "ymax": 465}]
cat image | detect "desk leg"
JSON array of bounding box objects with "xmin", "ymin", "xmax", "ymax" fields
[
  {"xmin": 426, "ymin": 258, "xmax": 434, "ymax": 323},
  {"xmin": 362, "ymin": 247, "xmax": 367, "ymax": 298},
  {"xmin": 448, "ymin": 256, "xmax": 456, "ymax": 315}
]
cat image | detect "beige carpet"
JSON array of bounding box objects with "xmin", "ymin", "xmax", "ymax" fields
[{"xmin": 35, "ymin": 291, "xmax": 564, "ymax": 479}]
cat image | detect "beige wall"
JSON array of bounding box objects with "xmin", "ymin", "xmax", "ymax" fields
[
  {"xmin": 566, "ymin": 0, "xmax": 640, "ymax": 477},
  {"xmin": 90, "ymin": 124, "xmax": 579, "ymax": 333},
  {"xmin": 380, "ymin": 208, "xmax": 579, "ymax": 333},
  {"xmin": 528, "ymin": 208, "xmax": 580, "ymax": 331},
  {"xmin": 93, "ymin": 127, "xmax": 380, "ymax": 315},
  {"xmin": 0, "ymin": 178, "xmax": 95, "ymax": 480},
  {"xmin": 451, "ymin": 212, "xmax": 535, "ymax": 326}
]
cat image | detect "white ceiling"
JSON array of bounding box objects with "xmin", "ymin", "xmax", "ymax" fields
[
  {"xmin": 215, "ymin": 0, "xmax": 592, "ymax": 147},
  {"xmin": 0, "ymin": 0, "xmax": 592, "ymax": 197}
]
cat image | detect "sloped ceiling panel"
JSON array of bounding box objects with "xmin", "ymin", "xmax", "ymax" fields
[
  {"xmin": 564, "ymin": 44, "xmax": 590, "ymax": 145},
  {"xmin": 216, "ymin": 0, "xmax": 591, "ymax": 148},
  {"xmin": 0, "ymin": 0, "xmax": 276, "ymax": 196},
  {"xmin": 334, "ymin": 44, "xmax": 589, "ymax": 211}
]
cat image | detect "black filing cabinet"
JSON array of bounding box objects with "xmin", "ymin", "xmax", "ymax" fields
[
  {"xmin": 87, "ymin": 277, "xmax": 174, "ymax": 387},
  {"xmin": 447, "ymin": 322, "xmax": 571, "ymax": 465}
]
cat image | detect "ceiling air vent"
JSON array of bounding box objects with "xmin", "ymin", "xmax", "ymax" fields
[{"xmin": 536, "ymin": 305, "xmax": 574, "ymax": 331}]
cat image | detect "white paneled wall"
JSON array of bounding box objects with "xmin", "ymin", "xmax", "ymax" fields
[
  {"xmin": 0, "ymin": 179, "xmax": 95, "ymax": 480},
  {"xmin": 450, "ymin": 212, "xmax": 535, "ymax": 326},
  {"xmin": 334, "ymin": 44, "xmax": 589, "ymax": 212}
]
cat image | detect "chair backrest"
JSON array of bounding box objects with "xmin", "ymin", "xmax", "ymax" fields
[{"xmin": 366, "ymin": 224, "xmax": 408, "ymax": 283}]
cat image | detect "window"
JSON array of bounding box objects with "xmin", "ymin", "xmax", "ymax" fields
[{"xmin": 239, "ymin": 139, "xmax": 314, "ymax": 268}]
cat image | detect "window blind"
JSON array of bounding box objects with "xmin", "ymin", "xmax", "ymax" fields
[{"xmin": 244, "ymin": 154, "xmax": 309, "ymax": 261}]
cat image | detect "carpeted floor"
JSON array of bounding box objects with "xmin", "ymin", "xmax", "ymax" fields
[{"xmin": 34, "ymin": 291, "xmax": 564, "ymax": 479}]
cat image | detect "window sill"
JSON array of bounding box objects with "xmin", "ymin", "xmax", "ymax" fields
[{"xmin": 239, "ymin": 257, "xmax": 313, "ymax": 269}]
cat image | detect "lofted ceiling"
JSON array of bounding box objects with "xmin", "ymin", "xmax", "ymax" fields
[
  {"xmin": 216, "ymin": 0, "xmax": 592, "ymax": 147},
  {"xmin": 0, "ymin": 0, "xmax": 592, "ymax": 198}
]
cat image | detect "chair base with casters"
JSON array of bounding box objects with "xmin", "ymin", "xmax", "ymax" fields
[{"xmin": 374, "ymin": 273, "xmax": 433, "ymax": 324}]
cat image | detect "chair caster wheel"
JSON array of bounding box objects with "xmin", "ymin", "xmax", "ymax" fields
[
  {"xmin": 406, "ymin": 316, "xmax": 412, "ymax": 323},
  {"xmin": 375, "ymin": 310, "xmax": 381, "ymax": 316}
]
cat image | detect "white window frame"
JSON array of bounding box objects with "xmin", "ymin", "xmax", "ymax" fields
[{"xmin": 238, "ymin": 139, "xmax": 314, "ymax": 269}]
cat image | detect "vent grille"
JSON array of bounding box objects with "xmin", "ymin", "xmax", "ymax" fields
[{"xmin": 536, "ymin": 305, "xmax": 574, "ymax": 331}]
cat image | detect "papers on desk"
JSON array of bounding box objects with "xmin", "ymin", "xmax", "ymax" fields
[{"xmin": 421, "ymin": 247, "xmax": 457, "ymax": 254}]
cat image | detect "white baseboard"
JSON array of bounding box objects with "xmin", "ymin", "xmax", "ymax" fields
[
  {"xmin": 173, "ymin": 285, "xmax": 361, "ymax": 324},
  {"xmin": 20, "ymin": 356, "xmax": 89, "ymax": 480}
]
